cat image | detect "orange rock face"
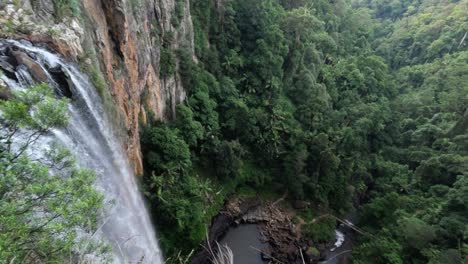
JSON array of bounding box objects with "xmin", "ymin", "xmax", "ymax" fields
[
  {"xmin": 78, "ymin": 0, "xmax": 193, "ymax": 175},
  {"xmin": 3, "ymin": 0, "xmax": 194, "ymax": 175}
]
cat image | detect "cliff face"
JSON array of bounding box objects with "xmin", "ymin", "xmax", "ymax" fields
[{"xmin": 0, "ymin": 0, "xmax": 195, "ymax": 174}]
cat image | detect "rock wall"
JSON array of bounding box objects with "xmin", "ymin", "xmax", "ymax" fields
[{"xmin": 0, "ymin": 0, "xmax": 195, "ymax": 174}]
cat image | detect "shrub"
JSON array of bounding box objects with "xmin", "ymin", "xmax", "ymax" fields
[
  {"xmin": 160, "ymin": 48, "xmax": 176, "ymax": 78},
  {"xmin": 54, "ymin": 0, "xmax": 81, "ymax": 20},
  {"xmin": 303, "ymin": 218, "xmax": 336, "ymax": 242}
]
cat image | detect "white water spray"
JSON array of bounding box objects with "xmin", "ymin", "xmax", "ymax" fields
[
  {"xmin": 0, "ymin": 40, "xmax": 163, "ymax": 263},
  {"xmin": 330, "ymin": 230, "xmax": 345, "ymax": 252}
]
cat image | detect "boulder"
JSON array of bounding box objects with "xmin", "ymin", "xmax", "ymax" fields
[
  {"xmin": 11, "ymin": 50, "xmax": 48, "ymax": 82},
  {"xmin": 0, "ymin": 55, "xmax": 16, "ymax": 73}
]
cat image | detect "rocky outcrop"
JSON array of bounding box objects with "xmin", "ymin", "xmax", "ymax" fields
[
  {"xmin": 11, "ymin": 50, "xmax": 48, "ymax": 82},
  {"xmin": 0, "ymin": 79, "xmax": 12, "ymax": 100},
  {"xmin": 0, "ymin": 0, "xmax": 195, "ymax": 174}
]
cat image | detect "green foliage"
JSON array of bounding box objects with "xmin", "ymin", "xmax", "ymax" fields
[
  {"xmin": 160, "ymin": 48, "xmax": 176, "ymax": 78},
  {"xmin": 353, "ymin": 0, "xmax": 467, "ymax": 68},
  {"xmin": 142, "ymin": 0, "xmax": 467, "ymax": 262},
  {"xmin": 171, "ymin": 0, "xmax": 186, "ymax": 27},
  {"xmin": 89, "ymin": 66, "xmax": 107, "ymax": 97},
  {"xmin": 238, "ymin": 160, "xmax": 272, "ymax": 187},
  {"xmin": 174, "ymin": 104, "xmax": 204, "ymax": 147},
  {"xmin": 141, "ymin": 120, "xmax": 224, "ymax": 255},
  {"xmin": 303, "ymin": 218, "xmax": 336, "ymax": 242},
  {"xmin": 212, "ymin": 140, "xmax": 244, "ymax": 179},
  {"xmin": 0, "ymin": 84, "xmax": 106, "ymax": 262},
  {"xmin": 396, "ymin": 217, "xmax": 436, "ymax": 251},
  {"xmin": 54, "ymin": 0, "xmax": 81, "ymax": 19},
  {"xmin": 0, "ymin": 83, "xmax": 69, "ymax": 130},
  {"xmin": 361, "ymin": 192, "xmax": 401, "ymax": 229},
  {"xmin": 141, "ymin": 124, "xmax": 191, "ymax": 176},
  {"xmin": 348, "ymin": 1, "xmax": 468, "ymax": 263},
  {"xmin": 1, "ymin": 20, "xmax": 17, "ymax": 34},
  {"xmin": 146, "ymin": 172, "xmax": 217, "ymax": 253},
  {"xmin": 354, "ymin": 232, "xmax": 403, "ymax": 264}
]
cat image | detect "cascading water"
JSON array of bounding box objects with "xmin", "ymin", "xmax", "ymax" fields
[{"xmin": 0, "ymin": 40, "xmax": 163, "ymax": 263}]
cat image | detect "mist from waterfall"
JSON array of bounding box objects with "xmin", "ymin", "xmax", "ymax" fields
[{"xmin": 0, "ymin": 40, "xmax": 163, "ymax": 263}]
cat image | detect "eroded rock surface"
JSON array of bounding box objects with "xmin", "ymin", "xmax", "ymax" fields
[{"xmin": 0, "ymin": 0, "xmax": 194, "ymax": 174}]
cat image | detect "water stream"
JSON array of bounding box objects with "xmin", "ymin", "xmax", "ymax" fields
[
  {"xmin": 320, "ymin": 216, "xmax": 356, "ymax": 264},
  {"xmin": 0, "ymin": 40, "xmax": 162, "ymax": 263}
]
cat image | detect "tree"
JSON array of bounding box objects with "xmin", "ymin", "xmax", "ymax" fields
[
  {"xmin": 354, "ymin": 232, "xmax": 403, "ymax": 264},
  {"xmin": 174, "ymin": 104, "xmax": 204, "ymax": 147},
  {"xmin": 361, "ymin": 192, "xmax": 401, "ymax": 229},
  {"xmin": 213, "ymin": 140, "xmax": 244, "ymax": 179},
  {"xmin": 141, "ymin": 124, "xmax": 192, "ymax": 176},
  {"xmin": 144, "ymin": 0, "xmax": 468, "ymax": 262},
  {"xmin": 397, "ymin": 217, "xmax": 436, "ymax": 252},
  {"xmin": 0, "ymin": 83, "xmax": 106, "ymax": 262}
]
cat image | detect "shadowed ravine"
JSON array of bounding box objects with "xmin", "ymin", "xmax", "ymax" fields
[{"xmin": 0, "ymin": 40, "xmax": 162, "ymax": 263}]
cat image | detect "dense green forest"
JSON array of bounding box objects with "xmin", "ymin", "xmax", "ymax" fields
[
  {"xmin": 1, "ymin": 0, "xmax": 464, "ymax": 262},
  {"xmin": 141, "ymin": 0, "xmax": 467, "ymax": 263}
]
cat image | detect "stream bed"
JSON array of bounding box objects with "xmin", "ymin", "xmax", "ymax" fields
[{"xmin": 320, "ymin": 218, "xmax": 355, "ymax": 264}]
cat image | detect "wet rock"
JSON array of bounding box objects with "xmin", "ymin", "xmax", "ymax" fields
[
  {"xmin": 11, "ymin": 50, "xmax": 48, "ymax": 82},
  {"xmin": 48, "ymin": 66, "xmax": 73, "ymax": 98},
  {"xmin": 0, "ymin": 55, "xmax": 16, "ymax": 73},
  {"xmin": 0, "ymin": 80, "xmax": 12, "ymax": 100},
  {"xmin": 0, "ymin": 46, "xmax": 19, "ymax": 81},
  {"xmin": 1, "ymin": 0, "xmax": 197, "ymax": 175}
]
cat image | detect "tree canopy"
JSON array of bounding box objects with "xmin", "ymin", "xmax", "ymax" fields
[{"xmin": 140, "ymin": 0, "xmax": 467, "ymax": 262}]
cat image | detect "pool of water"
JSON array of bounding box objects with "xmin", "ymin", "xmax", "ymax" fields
[{"xmin": 219, "ymin": 224, "xmax": 269, "ymax": 264}]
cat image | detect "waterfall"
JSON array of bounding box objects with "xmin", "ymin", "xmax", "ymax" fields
[
  {"xmin": 330, "ymin": 230, "xmax": 345, "ymax": 252},
  {"xmin": 0, "ymin": 40, "xmax": 163, "ymax": 263}
]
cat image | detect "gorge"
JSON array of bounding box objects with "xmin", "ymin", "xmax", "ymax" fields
[{"xmin": 0, "ymin": 0, "xmax": 467, "ymax": 263}]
